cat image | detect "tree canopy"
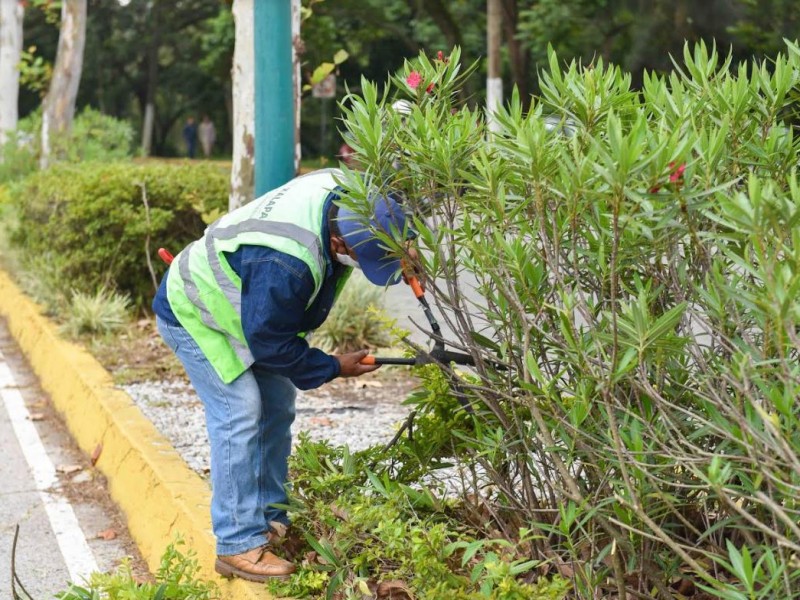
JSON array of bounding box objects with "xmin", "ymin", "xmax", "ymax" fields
[{"xmin": 19, "ymin": 0, "xmax": 800, "ymax": 156}]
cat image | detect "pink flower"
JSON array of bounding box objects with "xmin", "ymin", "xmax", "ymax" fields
[
  {"xmin": 669, "ymin": 162, "xmax": 686, "ymax": 183},
  {"xmin": 406, "ymin": 71, "xmax": 423, "ymax": 89},
  {"xmin": 651, "ymin": 161, "xmax": 687, "ymax": 193}
]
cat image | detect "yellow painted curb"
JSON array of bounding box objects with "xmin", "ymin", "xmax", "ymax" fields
[{"xmin": 0, "ymin": 269, "xmax": 282, "ymax": 600}]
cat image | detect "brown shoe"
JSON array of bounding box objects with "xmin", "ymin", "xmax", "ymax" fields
[{"xmin": 215, "ymin": 545, "xmax": 296, "ymax": 582}]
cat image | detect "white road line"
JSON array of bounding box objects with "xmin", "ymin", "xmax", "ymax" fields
[{"xmin": 0, "ymin": 348, "xmax": 99, "ymax": 583}]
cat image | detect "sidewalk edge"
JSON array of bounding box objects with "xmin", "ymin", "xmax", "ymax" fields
[{"xmin": 0, "ymin": 269, "xmax": 277, "ymax": 600}]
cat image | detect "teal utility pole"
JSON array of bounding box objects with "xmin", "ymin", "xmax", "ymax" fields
[{"xmin": 254, "ymin": 0, "xmax": 294, "ymax": 195}]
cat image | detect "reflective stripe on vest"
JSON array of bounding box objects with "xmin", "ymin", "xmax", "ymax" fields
[{"xmin": 177, "ymin": 240, "xmax": 254, "ymax": 367}]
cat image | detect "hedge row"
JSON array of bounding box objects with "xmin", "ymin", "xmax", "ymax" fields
[{"xmin": 9, "ymin": 161, "xmax": 229, "ymax": 308}]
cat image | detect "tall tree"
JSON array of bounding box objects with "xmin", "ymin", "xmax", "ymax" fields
[
  {"xmin": 0, "ymin": 0, "xmax": 24, "ymax": 149},
  {"xmin": 40, "ymin": 0, "xmax": 86, "ymax": 168},
  {"xmin": 486, "ymin": 0, "xmax": 502, "ymax": 131},
  {"xmin": 141, "ymin": 0, "xmax": 161, "ymax": 156},
  {"xmin": 229, "ymin": 0, "xmax": 254, "ymax": 210}
]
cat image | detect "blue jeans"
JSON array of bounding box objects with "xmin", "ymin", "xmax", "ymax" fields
[{"xmin": 156, "ymin": 317, "xmax": 296, "ymax": 555}]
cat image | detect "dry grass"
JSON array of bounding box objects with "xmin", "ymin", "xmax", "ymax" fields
[{"xmin": 86, "ymin": 317, "xmax": 186, "ymax": 385}]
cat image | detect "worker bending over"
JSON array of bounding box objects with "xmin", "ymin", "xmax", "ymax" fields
[{"xmin": 152, "ymin": 168, "xmax": 413, "ymax": 581}]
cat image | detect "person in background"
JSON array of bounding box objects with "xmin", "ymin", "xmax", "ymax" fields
[
  {"xmin": 199, "ymin": 114, "xmax": 217, "ymax": 158},
  {"xmin": 152, "ymin": 168, "xmax": 416, "ymax": 582},
  {"xmin": 182, "ymin": 116, "xmax": 198, "ymax": 159}
]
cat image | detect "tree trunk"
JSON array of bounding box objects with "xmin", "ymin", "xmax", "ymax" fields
[
  {"xmin": 501, "ymin": 0, "xmax": 529, "ymax": 108},
  {"xmin": 292, "ymin": 0, "xmax": 301, "ymax": 173},
  {"xmin": 40, "ymin": 0, "xmax": 87, "ymax": 169},
  {"xmin": 229, "ymin": 0, "xmax": 255, "ymax": 210},
  {"xmin": 0, "ymin": 1, "xmax": 24, "ymax": 150},
  {"xmin": 486, "ymin": 0, "xmax": 502, "ymax": 132},
  {"xmin": 141, "ymin": 0, "xmax": 161, "ymax": 157}
]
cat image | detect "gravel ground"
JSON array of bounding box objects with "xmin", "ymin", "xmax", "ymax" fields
[{"xmin": 122, "ymin": 375, "xmax": 416, "ymax": 476}]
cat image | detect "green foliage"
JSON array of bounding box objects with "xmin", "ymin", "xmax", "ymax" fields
[
  {"xmin": 729, "ymin": 0, "xmax": 800, "ymax": 57},
  {"xmin": 18, "ymin": 44, "xmax": 52, "ymax": 97},
  {"xmin": 21, "ymin": 0, "xmax": 800, "ymax": 161},
  {"xmin": 0, "ymin": 113, "xmax": 41, "ymax": 184},
  {"xmin": 0, "ymin": 108, "xmax": 133, "ymax": 184},
  {"xmin": 335, "ymin": 44, "xmax": 800, "ymax": 598},
  {"xmin": 56, "ymin": 539, "xmax": 218, "ymax": 600},
  {"xmin": 312, "ymin": 271, "xmax": 391, "ymax": 353},
  {"xmin": 8, "ymin": 161, "xmax": 227, "ymax": 309},
  {"xmin": 57, "ymin": 107, "xmax": 134, "ymax": 163},
  {"xmin": 517, "ymin": 0, "xmax": 625, "ymax": 67},
  {"xmin": 66, "ymin": 0, "xmax": 231, "ymax": 156},
  {"xmin": 197, "ymin": 8, "xmax": 234, "ymax": 79},
  {"xmin": 62, "ymin": 288, "xmax": 131, "ymax": 337},
  {"xmin": 267, "ymin": 435, "xmax": 571, "ymax": 600}
]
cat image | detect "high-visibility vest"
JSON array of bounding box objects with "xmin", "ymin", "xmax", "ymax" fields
[{"xmin": 166, "ymin": 169, "xmax": 350, "ymax": 383}]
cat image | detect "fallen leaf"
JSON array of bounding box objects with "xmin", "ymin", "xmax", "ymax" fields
[
  {"xmin": 91, "ymin": 443, "xmax": 103, "ymax": 466},
  {"xmin": 56, "ymin": 464, "xmax": 83, "ymax": 475},
  {"xmin": 357, "ymin": 579, "xmax": 372, "ymax": 596},
  {"xmin": 309, "ymin": 416, "xmax": 333, "ymax": 427},
  {"xmin": 96, "ymin": 528, "xmax": 117, "ymax": 541},
  {"xmin": 330, "ymin": 503, "xmax": 350, "ymax": 521},
  {"xmin": 29, "ymin": 412, "xmax": 45, "ymax": 421},
  {"xmin": 556, "ymin": 563, "xmax": 575, "ymax": 578},
  {"xmin": 671, "ymin": 577, "xmax": 696, "ymax": 595},
  {"xmin": 377, "ymin": 580, "xmax": 412, "ymax": 599}
]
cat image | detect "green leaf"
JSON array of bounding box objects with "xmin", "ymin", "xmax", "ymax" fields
[
  {"xmin": 470, "ymin": 331, "xmax": 500, "ymax": 352},
  {"xmin": 510, "ymin": 559, "xmax": 538, "ymax": 575},
  {"xmin": 310, "ymin": 62, "xmax": 335, "ymax": 85}
]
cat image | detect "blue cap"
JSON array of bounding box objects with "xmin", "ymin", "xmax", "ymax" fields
[{"xmin": 336, "ymin": 194, "xmax": 409, "ymax": 286}]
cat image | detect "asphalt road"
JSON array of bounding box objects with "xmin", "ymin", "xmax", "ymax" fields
[{"xmin": 0, "ymin": 319, "xmax": 148, "ymax": 599}]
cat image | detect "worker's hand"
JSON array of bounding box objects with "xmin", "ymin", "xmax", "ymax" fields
[
  {"xmin": 401, "ymin": 247, "xmax": 424, "ymax": 290},
  {"xmin": 335, "ymin": 349, "xmax": 380, "ymax": 378}
]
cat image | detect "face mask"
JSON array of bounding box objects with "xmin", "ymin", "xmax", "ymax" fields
[{"xmin": 335, "ymin": 253, "xmax": 361, "ymax": 269}]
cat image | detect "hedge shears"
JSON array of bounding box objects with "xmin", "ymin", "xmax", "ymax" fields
[{"xmin": 359, "ymin": 273, "xmax": 476, "ymax": 368}]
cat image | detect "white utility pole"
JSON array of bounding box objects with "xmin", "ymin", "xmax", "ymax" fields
[
  {"xmin": 0, "ymin": 1, "xmax": 24, "ymax": 151},
  {"xmin": 229, "ymin": 0, "xmax": 255, "ymax": 210},
  {"xmin": 486, "ymin": 0, "xmax": 502, "ymax": 133}
]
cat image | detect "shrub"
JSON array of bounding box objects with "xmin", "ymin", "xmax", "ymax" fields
[
  {"xmin": 0, "ymin": 113, "xmax": 40, "ymax": 184},
  {"xmin": 55, "ymin": 539, "xmax": 217, "ymax": 600},
  {"xmin": 62, "ymin": 287, "xmax": 131, "ymax": 337},
  {"xmin": 9, "ymin": 161, "xmax": 228, "ymax": 309},
  {"xmin": 268, "ymin": 436, "xmax": 571, "ymax": 600},
  {"xmin": 55, "ymin": 107, "xmax": 134, "ymax": 163},
  {"xmin": 0, "ymin": 108, "xmax": 133, "ymax": 184},
  {"xmin": 335, "ymin": 43, "xmax": 800, "ymax": 598}
]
